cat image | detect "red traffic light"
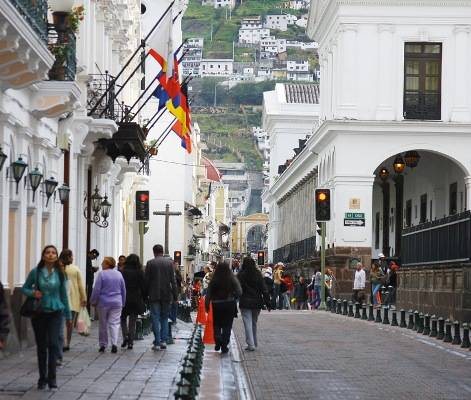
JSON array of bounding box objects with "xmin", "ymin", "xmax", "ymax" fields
[{"xmin": 139, "ymin": 193, "xmax": 149, "ymax": 202}]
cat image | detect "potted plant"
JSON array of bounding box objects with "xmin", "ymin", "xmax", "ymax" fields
[
  {"xmin": 146, "ymin": 139, "xmax": 158, "ymax": 156},
  {"xmin": 67, "ymin": 5, "xmax": 85, "ymax": 33},
  {"xmin": 48, "ymin": 44, "xmax": 68, "ymax": 80}
]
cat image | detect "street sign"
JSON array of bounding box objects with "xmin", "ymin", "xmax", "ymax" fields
[
  {"xmin": 344, "ymin": 218, "xmax": 365, "ymax": 227},
  {"xmin": 345, "ymin": 212, "xmax": 365, "ymax": 219}
]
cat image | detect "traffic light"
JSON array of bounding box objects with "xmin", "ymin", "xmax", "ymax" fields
[
  {"xmin": 316, "ymin": 222, "xmax": 322, "ymax": 236},
  {"xmin": 315, "ymin": 188, "xmax": 331, "ymax": 221},
  {"xmin": 174, "ymin": 251, "xmax": 182, "ymax": 265},
  {"xmin": 135, "ymin": 191, "xmax": 150, "ymax": 221},
  {"xmin": 257, "ymin": 250, "xmax": 265, "ymax": 266}
]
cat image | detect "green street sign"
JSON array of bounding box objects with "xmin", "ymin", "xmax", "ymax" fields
[{"xmin": 345, "ymin": 212, "xmax": 365, "ymax": 219}]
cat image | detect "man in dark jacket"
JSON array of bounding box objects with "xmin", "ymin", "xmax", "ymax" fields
[
  {"xmin": 0, "ymin": 281, "xmax": 10, "ymax": 350},
  {"xmin": 145, "ymin": 244, "xmax": 177, "ymax": 350}
]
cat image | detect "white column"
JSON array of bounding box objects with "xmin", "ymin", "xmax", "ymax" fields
[
  {"xmin": 451, "ymin": 26, "xmax": 470, "ymax": 122},
  {"xmin": 0, "ymin": 133, "xmax": 11, "ymax": 287},
  {"xmin": 338, "ymin": 24, "xmax": 358, "ymax": 118},
  {"xmin": 465, "ymin": 176, "xmax": 471, "ymax": 211},
  {"xmin": 376, "ymin": 25, "xmax": 395, "ymax": 120}
]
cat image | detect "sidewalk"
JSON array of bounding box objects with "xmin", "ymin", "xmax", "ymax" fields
[{"xmin": 0, "ymin": 320, "xmax": 194, "ymax": 400}]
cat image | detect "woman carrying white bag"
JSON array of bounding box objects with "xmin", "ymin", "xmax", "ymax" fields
[
  {"xmin": 59, "ymin": 250, "xmax": 87, "ymax": 349},
  {"xmin": 76, "ymin": 307, "xmax": 91, "ymax": 335}
]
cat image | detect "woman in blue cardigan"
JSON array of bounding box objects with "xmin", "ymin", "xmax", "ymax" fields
[{"xmin": 22, "ymin": 245, "xmax": 71, "ymax": 390}]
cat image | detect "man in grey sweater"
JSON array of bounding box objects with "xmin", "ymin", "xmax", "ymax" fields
[{"xmin": 145, "ymin": 244, "xmax": 177, "ymax": 350}]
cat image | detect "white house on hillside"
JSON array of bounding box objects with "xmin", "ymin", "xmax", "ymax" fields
[
  {"xmin": 200, "ymin": 59, "xmax": 234, "ymax": 76},
  {"xmin": 265, "ymin": 14, "xmax": 289, "ymax": 31}
]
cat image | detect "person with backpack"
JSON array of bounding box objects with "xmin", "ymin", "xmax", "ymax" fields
[{"xmin": 22, "ymin": 245, "xmax": 71, "ymax": 390}]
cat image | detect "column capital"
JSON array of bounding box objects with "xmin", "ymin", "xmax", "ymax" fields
[
  {"xmin": 378, "ymin": 24, "xmax": 395, "ymax": 34},
  {"xmin": 454, "ymin": 25, "xmax": 470, "ymax": 34}
]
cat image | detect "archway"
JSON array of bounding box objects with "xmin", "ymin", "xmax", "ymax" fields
[
  {"xmin": 246, "ymin": 224, "xmax": 265, "ymax": 254},
  {"xmin": 372, "ymin": 149, "xmax": 468, "ymax": 264}
]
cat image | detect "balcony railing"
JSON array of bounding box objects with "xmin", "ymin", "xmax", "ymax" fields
[
  {"xmin": 48, "ymin": 28, "xmax": 77, "ymax": 81},
  {"xmin": 9, "ymin": 0, "xmax": 48, "ymax": 42},
  {"xmin": 401, "ymin": 210, "xmax": 471, "ymax": 266},
  {"xmin": 273, "ymin": 235, "xmax": 316, "ymax": 264}
]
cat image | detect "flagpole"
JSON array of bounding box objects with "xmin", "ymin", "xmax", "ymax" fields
[
  {"xmin": 88, "ymin": 0, "xmax": 175, "ymax": 117},
  {"xmin": 122, "ymin": 74, "xmax": 160, "ymax": 123},
  {"xmin": 145, "ymin": 108, "xmax": 166, "ymax": 129}
]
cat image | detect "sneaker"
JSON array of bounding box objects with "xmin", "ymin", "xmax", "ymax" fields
[
  {"xmin": 127, "ymin": 343, "xmax": 133, "ymax": 350},
  {"xmin": 37, "ymin": 380, "xmax": 47, "ymax": 390},
  {"xmin": 121, "ymin": 339, "xmax": 128, "ymax": 348},
  {"xmin": 56, "ymin": 358, "xmax": 63, "ymax": 366},
  {"xmin": 48, "ymin": 380, "xmax": 58, "ymax": 390},
  {"xmin": 159, "ymin": 343, "xmax": 167, "ymax": 350},
  {"xmin": 151, "ymin": 344, "xmax": 159, "ymax": 351},
  {"xmin": 98, "ymin": 346, "xmax": 105, "ymax": 353},
  {"xmin": 214, "ymin": 344, "xmax": 221, "ymax": 351},
  {"xmin": 245, "ymin": 346, "xmax": 255, "ymax": 352},
  {"xmin": 111, "ymin": 345, "xmax": 118, "ymax": 354}
]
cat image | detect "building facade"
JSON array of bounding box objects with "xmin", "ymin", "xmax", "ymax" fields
[{"xmin": 200, "ymin": 59, "xmax": 234, "ymax": 77}]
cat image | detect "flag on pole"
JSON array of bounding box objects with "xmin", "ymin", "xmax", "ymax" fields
[{"xmin": 147, "ymin": 6, "xmax": 174, "ymax": 79}]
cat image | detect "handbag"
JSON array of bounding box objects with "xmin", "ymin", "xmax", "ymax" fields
[{"xmin": 20, "ymin": 269, "xmax": 41, "ymax": 318}]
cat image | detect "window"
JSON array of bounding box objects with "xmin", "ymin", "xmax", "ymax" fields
[
  {"xmin": 404, "ymin": 43, "xmax": 442, "ymax": 120},
  {"xmin": 420, "ymin": 193, "xmax": 427, "ymax": 223},
  {"xmin": 449, "ymin": 182, "xmax": 458, "ymax": 215},
  {"xmin": 405, "ymin": 200, "xmax": 412, "ymax": 227}
]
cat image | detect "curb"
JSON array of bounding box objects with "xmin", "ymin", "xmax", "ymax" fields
[{"xmin": 230, "ymin": 330, "xmax": 255, "ymax": 400}]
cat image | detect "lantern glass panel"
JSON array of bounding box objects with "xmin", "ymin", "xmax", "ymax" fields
[
  {"xmin": 101, "ymin": 195, "xmax": 111, "ymax": 220},
  {"xmin": 393, "ymin": 155, "xmax": 406, "ymax": 174},
  {"xmin": 91, "ymin": 186, "xmax": 102, "ymax": 214},
  {"xmin": 58, "ymin": 184, "xmax": 70, "ymax": 204},
  {"xmin": 29, "ymin": 168, "xmax": 43, "ymax": 191},
  {"xmin": 44, "ymin": 177, "xmax": 58, "ymax": 198},
  {"xmin": 12, "ymin": 157, "xmax": 27, "ymax": 183}
]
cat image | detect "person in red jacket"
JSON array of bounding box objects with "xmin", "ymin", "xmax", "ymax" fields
[{"xmin": 281, "ymin": 273, "xmax": 294, "ymax": 310}]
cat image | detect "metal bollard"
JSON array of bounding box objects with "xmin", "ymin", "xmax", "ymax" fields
[
  {"xmin": 430, "ymin": 315, "xmax": 437, "ymax": 337},
  {"xmin": 337, "ymin": 299, "xmax": 342, "ymax": 314},
  {"xmin": 417, "ymin": 313, "xmax": 424, "ymax": 334},
  {"xmin": 437, "ymin": 317, "xmax": 445, "ymax": 340},
  {"xmin": 443, "ymin": 319, "xmax": 452, "ymax": 343},
  {"xmin": 343, "ymin": 300, "xmax": 348, "ymax": 315},
  {"xmin": 407, "ymin": 312, "xmax": 414, "ymax": 329},
  {"xmin": 331, "ymin": 298, "xmax": 337, "ymax": 314},
  {"xmin": 361, "ymin": 304, "xmax": 367, "ymax": 320},
  {"xmin": 400, "ymin": 309, "xmax": 407, "ymax": 328},
  {"xmin": 354, "ymin": 302, "xmax": 361, "ymax": 319},
  {"xmin": 423, "ymin": 314, "xmax": 431, "ymax": 335},
  {"xmin": 452, "ymin": 321, "xmax": 461, "ymax": 345},
  {"xmin": 348, "ymin": 302, "xmax": 354, "ymax": 317},
  {"xmin": 461, "ymin": 323, "xmax": 470, "ymax": 348},
  {"xmin": 414, "ymin": 310, "xmax": 420, "ymax": 331},
  {"xmin": 382, "ymin": 306, "xmax": 390, "ymax": 325},
  {"xmin": 368, "ymin": 304, "xmax": 374, "ymax": 321},
  {"xmin": 375, "ymin": 308, "xmax": 382, "ymax": 323},
  {"xmin": 391, "ymin": 310, "xmax": 398, "ymax": 326}
]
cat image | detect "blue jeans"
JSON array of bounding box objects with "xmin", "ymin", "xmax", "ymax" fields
[
  {"xmin": 314, "ymin": 286, "xmax": 321, "ymax": 309},
  {"xmin": 274, "ymin": 284, "xmax": 281, "ymax": 309},
  {"xmin": 150, "ymin": 302, "xmax": 170, "ymax": 345}
]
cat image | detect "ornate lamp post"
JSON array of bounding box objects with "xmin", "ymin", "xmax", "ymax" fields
[
  {"xmin": 83, "ymin": 186, "xmax": 111, "ymax": 228},
  {"xmin": 11, "ymin": 157, "xmax": 28, "ymax": 194},
  {"xmin": 28, "ymin": 167, "xmax": 43, "ymax": 201},
  {"xmin": 44, "ymin": 176, "xmax": 58, "ymax": 206},
  {"xmin": 58, "ymin": 183, "xmax": 70, "ymax": 204},
  {"xmin": 404, "ymin": 151, "xmax": 421, "ymax": 168}
]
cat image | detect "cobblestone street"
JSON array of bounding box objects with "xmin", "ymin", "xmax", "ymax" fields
[{"xmin": 233, "ymin": 310, "xmax": 471, "ymax": 400}]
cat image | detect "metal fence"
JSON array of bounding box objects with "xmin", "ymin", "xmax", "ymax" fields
[
  {"xmin": 10, "ymin": 0, "xmax": 48, "ymax": 42},
  {"xmin": 273, "ymin": 235, "xmax": 316, "ymax": 264},
  {"xmin": 401, "ymin": 210, "xmax": 471, "ymax": 266}
]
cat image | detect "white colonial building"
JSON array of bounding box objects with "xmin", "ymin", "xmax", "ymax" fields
[
  {"xmin": 0, "ymin": 0, "xmax": 147, "ymax": 351},
  {"xmin": 260, "ymin": 37, "xmax": 287, "ymax": 59},
  {"xmin": 202, "ymin": 0, "xmax": 235, "ymax": 9},
  {"xmin": 200, "ymin": 59, "xmax": 234, "ymax": 77},
  {"xmin": 265, "ymin": 14, "xmax": 289, "ymax": 32},
  {"xmin": 263, "ymin": 0, "xmax": 471, "ymax": 320}
]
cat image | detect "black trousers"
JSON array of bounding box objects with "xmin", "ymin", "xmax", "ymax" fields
[
  {"xmin": 121, "ymin": 313, "xmax": 138, "ymax": 344},
  {"xmin": 31, "ymin": 311, "xmax": 61, "ymax": 383},
  {"xmin": 86, "ymin": 283, "xmax": 93, "ymax": 313},
  {"xmin": 212, "ymin": 300, "xmax": 236, "ymax": 348}
]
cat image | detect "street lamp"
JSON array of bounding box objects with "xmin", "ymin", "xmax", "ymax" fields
[
  {"xmin": 0, "ymin": 147, "xmax": 7, "ymax": 172},
  {"xmin": 28, "ymin": 167, "xmax": 43, "ymax": 202},
  {"xmin": 404, "ymin": 151, "xmax": 421, "ymax": 168},
  {"xmin": 393, "ymin": 155, "xmax": 406, "ymax": 174},
  {"xmin": 44, "ymin": 176, "xmax": 58, "ymax": 207},
  {"xmin": 83, "ymin": 186, "xmax": 111, "ymax": 228},
  {"xmin": 378, "ymin": 167, "xmax": 389, "ymax": 181},
  {"xmin": 57, "ymin": 183, "xmax": 70, "ymax": 204},
  {"xmin": 11, "ymin": 157, "xmax": 28, "ymax": 194}
]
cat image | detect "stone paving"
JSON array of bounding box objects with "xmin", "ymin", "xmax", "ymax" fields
[
  {"xmin": 233, "ymin": 309, "xmax": 471, "ymax": 400},
  {"xmin": 0, "ymin": 320, "xmax": 194, "ymax": 400}
]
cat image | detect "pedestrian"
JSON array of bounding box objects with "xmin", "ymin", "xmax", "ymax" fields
[
  {"xmin": 117, "ymin": 255, "xmax": 126, "ymax": 273},
  {"xmin": 294, "ymin": 276, "xmax": 308, "ymax": 310},
  {"xmin": 120, "ymin": 254, "xmax": 146, "ymax": 350},
  {"xmin": 387, "ymin": 261, "xmax": 399, "ymax": 306},
  {"xmin": 205, "ymin": 261, "xmax": 242, "ymax": 354},
  {"xmin": 145, "ymin": 244, "xmax": 178, "ymax": 351},
  {"xmin": 86, "ymin": 249, "xmax": 99, "ymax": 315},
  {"xmin": 370, "ymin": 262, "xmax": 384, "ymax": 307},
  {"xmin": 325, "ymin": 268, "xmax": 335, "ymax": 299},
  {"xmin": 0, "ymin": 280, "xmax": 10, "ymax": 351},
  {"xmin": 22, "ymin": 245, "xmax": 71, "ymax": 390},
  {"xmin": 90, "ymin": 256, "xmax": 126, "ymax": 353},
  {"xmin": 281, "ymin": 273, "xmax": 293, "ymax": 310},
  {"xmin": 59, "ymin": 249, "xmax": 86, "ymax": 353},
  {"xmin": 202, "ymin": 265, "xmax": 213, "ymax": 296},
  {"xmin": 352, "ymin": 263, "xmax": 366, "ymax": 304},
  {"xmin": 237, "ymin": 257, "xmax": 270, "ymax": 351},
  {"xmin": 273, "ymin": 263, "xmax": 283, "ymax": 309},
  {"xmin": 261, "ymin": 263, "xmax": 274, "ymax": 307},
  {"xmin": 378, "ymin": 253, "xmax": 388, "ymax": 274}
]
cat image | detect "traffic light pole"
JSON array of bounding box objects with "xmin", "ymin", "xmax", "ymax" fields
[
  {"xmin": 139, "ymin": 222, "xmax": 145, "ymax": 263},
  {"xmin": 319, "ymin": 221, "xmax": 326, "ymax": 310}
]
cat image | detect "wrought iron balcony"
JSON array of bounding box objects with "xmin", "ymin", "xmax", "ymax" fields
[
  {"xmin": 48, "ymin": 27, "xmax": 77, "ymax": 81},
  {"xmin": 9, "ymin": 0, "xmax": 48, "ymax": 42},
  {"xmin": 401, "ymin": 210, "xmax": 471, "ymax": 266},
  {"xmin": 273, "ymin": 236, "xmax": 316, "ymax": 264}
]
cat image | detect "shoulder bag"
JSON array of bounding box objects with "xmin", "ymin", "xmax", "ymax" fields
[{"xmin": 20, "ymin": 269, "xmax": 42, "ymax": 318}]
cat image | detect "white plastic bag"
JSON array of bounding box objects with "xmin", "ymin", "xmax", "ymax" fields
[{"xmin": 76, "ymin": 307, "xmax": 91, "ymax": 336}]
